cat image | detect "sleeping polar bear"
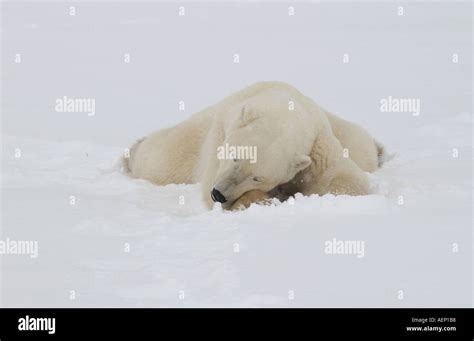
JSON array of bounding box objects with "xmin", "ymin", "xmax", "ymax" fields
[{"xmin": 124, "ymin": 82, "xmax": 385, "ymax": 210}]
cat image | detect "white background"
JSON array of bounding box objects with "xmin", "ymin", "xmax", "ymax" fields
[{"xmin": 1, "ymin": 1, "xmax": 472, "ymax": 307}]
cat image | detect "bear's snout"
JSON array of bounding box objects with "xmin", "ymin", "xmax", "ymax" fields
[{"xmin": 211, "ymin": 188, "xmax": 227, "ymax": 203}]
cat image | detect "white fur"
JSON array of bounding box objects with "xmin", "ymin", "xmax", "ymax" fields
[{"xmin": 125, "ymin": 82, "xmax": 382, "ymax": 209}]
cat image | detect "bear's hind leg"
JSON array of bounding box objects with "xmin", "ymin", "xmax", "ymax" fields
[{"xmin": 327, "ymin": 170, "xmax": 370, "ymax": 196}]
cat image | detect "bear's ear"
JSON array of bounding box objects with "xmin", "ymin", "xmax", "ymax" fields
[
  {"xmin": 290, "ymin": 155, "xmax": 312, "ymax": 173},
  {"xmin": 240, "ymin": 105, "xmax": 260, "ymax": 126}
]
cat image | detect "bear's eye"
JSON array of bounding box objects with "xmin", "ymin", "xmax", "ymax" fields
[{"xmin": 253, "ymin": 176, "xmax": 264, "ymax": 182}]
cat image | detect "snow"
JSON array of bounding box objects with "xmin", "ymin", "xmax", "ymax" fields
[{"xmin": 1, "ymin": 1, "xmax": 472, "ymax": 307}]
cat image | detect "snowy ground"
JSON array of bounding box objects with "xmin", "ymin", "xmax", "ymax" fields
[{"xmin": 1, "ymin": 1, "xmax": 472, "ymax": 307}]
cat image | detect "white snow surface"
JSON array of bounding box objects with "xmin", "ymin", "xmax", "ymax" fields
[{"xmin": 1, "ymin": 1, "xmax": 472, "ymax": 307}]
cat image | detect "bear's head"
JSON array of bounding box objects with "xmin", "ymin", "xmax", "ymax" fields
[{"xmin": 211, "ymin": 98, "xmax": 314, "ymax": 208}]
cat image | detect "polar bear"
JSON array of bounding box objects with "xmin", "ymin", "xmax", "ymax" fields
[{"xmin": 124, "ymin": 82, "xmax": 384, "ymax": 210}]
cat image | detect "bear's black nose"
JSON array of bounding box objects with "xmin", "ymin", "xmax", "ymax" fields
[{"xmin": 211, "ymin": 188, "xmax": 227, "ymax": 203}]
